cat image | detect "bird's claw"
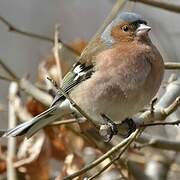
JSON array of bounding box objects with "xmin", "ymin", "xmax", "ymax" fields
[
  {"xmin": 99, "ymin": 114, "xmax": 137, "ymax": 142},
  {"xmin": 99, "ymin": 114, "xmax": 118, "ymax": 142}
]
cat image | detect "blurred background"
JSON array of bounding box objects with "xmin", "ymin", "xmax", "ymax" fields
[
  {"xmin": 0, "ymin": 0, "xmax": 180, "ymax": 179},
  {"xmin": 0, "ymin": 0, "xmax": 180, "ymax": 128}
]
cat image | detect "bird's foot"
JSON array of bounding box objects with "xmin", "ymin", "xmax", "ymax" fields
[
  {"xmin": 99, "ymin": 114, "xmax": 118, "ymax": 142},
  {"xmin": 99, "ymin": 115, "xmax": 137, "ymax": 142},
  {"xmin": 118, "ymin": 118, "xmax": 137, "ymax": 138}
]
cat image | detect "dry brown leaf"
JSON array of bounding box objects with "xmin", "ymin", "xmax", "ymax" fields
[
  {"xmin": 26, "ymin": 97, "xmax": 45, "ymax": 116},
  {"xmin": 56, "ymin": 153, "xmax": 85, "ymax": 180},
  {"xmin": 0, "ymin": 145, "xmax": 6, "ymax": 174},
  {"xmin": 44, "ymin": 127, "xmax": 71, "ymax": 161},
  {"xmin": 0, "ymin": 159, "xmax": 6, "ymax": 174},
  {"xmin": 69, "ymin": 40, "xmax": 87, "ymax": 55},
  {"xmin": 14, "ymin": 134, "xmax": 50, "ymax": 180},
  {"xmin": 45, "ymin": 124, "xmax": 86, "ymax": 161}
]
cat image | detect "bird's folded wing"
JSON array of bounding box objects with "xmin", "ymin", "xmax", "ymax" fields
[{"xmin": 51, "ymin": 61, "xmax": 94, "ymax": 106}]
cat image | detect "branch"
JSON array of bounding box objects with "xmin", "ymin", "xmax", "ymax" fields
[
  {"xmin": 0, "ymin": 59, "xmax": 53, "ymax": 106},
  {"xmin": 0, "ymin": 16, "xmax": 53, "ymax": 42},
  {"xmin": 0, "ymin": 16, "xmax": 79, "ymax": 55},
  {"xmin": 140, "ymin": 120, "xmax": 180, "ymax": 128},
  {"xmin": 64, "ymin": 129, "xmax": 140, "ymax": 180},
  {"xmin": 137, "ymin": 133, "xmax": 180, "ymax": 151},
  {"xmin": 50, "ymin": 119, "xmax": 77, "ymax": 126},
  {"xmin": 165, "ymin": 62, "xmax": 180, "ymax": 70},
  {"xmin": 0, "ymin": 59, "xmax": 19, "ymax": 81},
  {"xmin": 58, "ymin": 87, "xmax": 98, "ymax": 129},
  {"xmin": 88, "ymin": 129, "xmax": 142, "ymax": 180},
  {"xmin": 7, "ymin": 82, "xmax": 18, "ymax": 180},
  {"xmin": 130, "ymin": 0, "xmax": 180, "ymax": 14},
  {"xmin": 53, "ymin": 25, "xmax": 63, "ymax": 85},
  {"xmin": 46, "ymin": 76, "xmax": 98, "ymax": 129},
  {"xmin": 20, "ymin": 78, "xmax": 53, "ymax": 106}
]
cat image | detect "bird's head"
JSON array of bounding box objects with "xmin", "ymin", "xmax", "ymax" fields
[{"xmin": 101, "ymin": 12, "xmax": 151, "ymax": 44}]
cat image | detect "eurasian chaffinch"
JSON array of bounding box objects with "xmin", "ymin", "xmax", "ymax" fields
[{"xmin": 4, "ymin": 12, "xmax": 164, "ymax": 139}]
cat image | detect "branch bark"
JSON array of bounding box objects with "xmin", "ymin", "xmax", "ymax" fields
[
  {"xmin": 130, "ymin": 0, "xmax": 180, "ymax": 14},
  {"xmin": 7, "ymin": 82, "xmax": 18, "ymax": 180}
]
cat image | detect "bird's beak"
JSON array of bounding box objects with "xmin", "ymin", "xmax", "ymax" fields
[{"xmin": 136, "ymin": 24, "xmax": 151, "ymax": 36}]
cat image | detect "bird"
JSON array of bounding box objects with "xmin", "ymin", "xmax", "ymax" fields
[{"xmin": 3, "ymin": 12, "xmax": 164, "ymax": 140}]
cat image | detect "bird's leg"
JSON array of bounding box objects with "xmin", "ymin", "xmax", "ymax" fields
[
  {"xmin": 100, "ymin": 114, "xmax": 118, "ymax": 142},
  {"xmin": 117, "ymin": 118, "xmax": 137, "ymax": 138}
]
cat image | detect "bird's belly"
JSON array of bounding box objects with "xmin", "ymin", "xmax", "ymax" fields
[{"xmin": 70, "ymin": 76, "xmax": 152, "ymax": 125}]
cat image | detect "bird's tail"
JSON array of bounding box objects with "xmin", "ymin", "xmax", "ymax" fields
[{"xmin": 3, "ymin": 102, "xmax": 71, "ymax": 139}]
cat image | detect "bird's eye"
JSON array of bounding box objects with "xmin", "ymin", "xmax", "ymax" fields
[{"xmin": 122, "ymin": 25, "xmax": 129, "ymax": 32}]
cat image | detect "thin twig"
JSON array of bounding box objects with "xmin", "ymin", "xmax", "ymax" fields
[
  {"xmin": 58, "ymin": 87, "xmax": 98, "ymax": 129},
  {"xmin": 47, "ymin": 76, "xmax": 58, "ymax": 89},
  {"xmin": 0, "ymin": 59, "xmax": 53, "ymax": 106},
  {"xmin": 53, "ymin": 24, "xmax": 63, "ymax": 85},
  {"xmin": 0, "ymin": 16, "xmax": 53, "ymax": 42},
  {"xmin": 0, "ymin": 16, "xmax": 79, "ymax": 55},
  {"xmin": 130, "ymin": 0, "xmax": 180, "ymax": 14},
  {"xmin": 133, "ymin": 141, "xmax": 156, "ymax": 150},
  {"xmin": 63, "ymin": 130, "xmax": 137, "ymax": 180},
  {"xmin": 140, "ymin": 120, "xmax": 180, "ymax": 128},
  {"xmin": 0, "ymin": 59, "xmax": 19, "ymax": 81},
  {"xmin": 20, "ymin": 78, "xmax": 53, "ymax": 106},
  {"xmin": 50, "ymin": 119, "xmax": 77, "ymax": 126},
  {"xmin": 163, "ymin": 96, "xmax": 180, "ymax": 117},
  {"xmin": 46, "ymin": 77, "xmax": 97, "ymax": 128},
  {"xmin": 89, "ymin": 129, "xmax": 141, "ymax": 180},
  {"xmin": 0, "ymin": 75, "xmax": 12, "ymax": 82},
  {"xmin": 165, "ymin": 62, "xmax": 180, "ymax": 70}
]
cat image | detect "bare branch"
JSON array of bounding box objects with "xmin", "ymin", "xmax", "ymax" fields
[
  {"xmin": 140, "ymin": 119, "xmax": 180, "ymax": 128},
  {"xmin": 88, "ymin": 129, "xmax": 142, "ymax": 180},
  {"xmin": 137, "ymin": 134, "xmax": 180, "ymax": 151},
  {"xmin": 50, "ymin": 119, "xmax": 77, "ymax": 126},
  {"xmin": 0, "ymin": 16, "xmax": 53, "ymax": 42},
  {"xmin": 130, "ymin": 0, "xmax": 180, "ymax": 14},
  {"xmin": 0, "ymin": 16, "xmax": 79, "ymax": 55},
  {"xmin": 53, "ymin": 25, "xmax": 63, "ymax": 85},
  {"xmin": 7, "ymin": 82, "xmax": 18, "ymax": 180},
  {"xmin": 20, "ymin": 78, "xmax": 53, "ymax": 106},
  {"xmin": 165, "ymin": 62, "xmax": 180, "ymax": 70},
  {"xmin": 58, "ymin": 87, "xmax": 98, "ymax": 129},
  {"xmin": 0, "ymin": 59, "xmax": 53, "ymax": 106},
  {"xmin": 0, "ymin": 59, "xmax": 19, "ymax": 81},
  {"xmin": 64, "ymin": 129, "xmax": 140, "ymax": 180}
]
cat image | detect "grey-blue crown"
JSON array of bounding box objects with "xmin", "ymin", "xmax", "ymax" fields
[{"xmin": 117, "ymin": 12, "xmax": 146, "ymax": 24}]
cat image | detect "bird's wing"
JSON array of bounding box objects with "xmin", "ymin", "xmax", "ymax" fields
[
  {"xmin": 51, "ymin": 38, "xmax": 108, "ymax": 107},
  {"xmin": 50, "ymin": 61, "xmax": 94, "ymax": 106}
]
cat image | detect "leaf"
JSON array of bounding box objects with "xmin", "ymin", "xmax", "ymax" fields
[
  {"xmin": 0, "ymin": 145, "xmax": 6, "ymax": 174},
  {"xmin": 26, "ymin": 97, "xmax": 45, "ymax": 116},
  {"xmin": 14, "ymin": 133, "xmax": 50, "ymax": 180},
  {"xmin": 56, "ymin": 153, "xmax": 85, "ymax": 180}
]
